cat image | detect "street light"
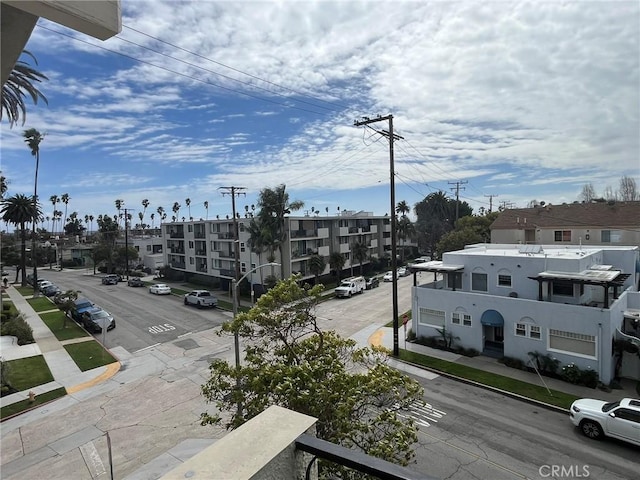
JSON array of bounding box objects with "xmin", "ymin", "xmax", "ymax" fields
[{"xmin": 231, "ymin": 262, "xmax": 280, "ymax": 419}]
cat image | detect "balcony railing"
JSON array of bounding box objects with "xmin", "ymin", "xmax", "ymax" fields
[
  {"xmin": 291, "ymin": 229, "xmax": 317, "ymax": 239},
  {"xmin": 196, "ymin": 265, "xmax": 208, "ymax": 273},
  {"xmin": 195, "ymin": 250, "xmax": 207, "ymax": 256},
  {"xmin": 216, "ymin": 232, "xmax": 236, "ymax": 240},
  {"xmin": 169, "ymin": 231, "xmax": 184, "ymax": 238},
  {"xmin": 194, "ymin": 231, "xmax": 206, "ymax": 238},
  {"xmin": 171, "ymin": 261, "xmax": 186, "ymax": 269}
]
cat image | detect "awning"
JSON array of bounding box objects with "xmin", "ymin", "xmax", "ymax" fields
[{"xmin": 481, "ymin": 310, "xmax": 504, "ymax": 327}]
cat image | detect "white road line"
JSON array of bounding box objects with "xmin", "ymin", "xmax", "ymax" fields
[
  {"xmin": 134, "ymin": 343, "xmax": 160, "ymax": 353},
  {"xmin": 178, "ymin": 332, "xmax": 193, "ymax": 338}
]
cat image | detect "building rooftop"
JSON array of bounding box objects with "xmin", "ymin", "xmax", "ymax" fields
[{"xmin": 452, "ymin": 243, "xmax": 638, "ymax": 260}]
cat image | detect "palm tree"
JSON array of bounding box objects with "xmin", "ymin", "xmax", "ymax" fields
[
  {"xmin": 396, "ymin": 200, "xmax": 410, "ymax": 218},
  {"xmin": 114, "ymin": 199, "xmax": 124, "ymax": 226},
  {"xmin": 49, "ymin": 194, "xmax": 59, "ymax": 235},
  {"xmin": 1, "ymin": 51, "xmax": 48, "ymax": 128},
  {"xmin": 329, "ymin": 251, "xmax": 345, "ymax": 281},
  {"xmin": 172, "ymin": 202, "xmax": 180, "ymax": 220},
  {"xmin": 89, "ymin": 214, "xmax": 94, "ymax": 234},
  {"xmin": 60, "ymin": 193, "xmax": 70, "ymax": 230},
  {"xmin": 256, "ymin": 184, "xmax": 304, "ymax": 279},
  {"xmin": 352, "ymin": 241, "xmax": 369, "ymax": 275},
  {"xmin": 308, "ymin": 254, "xmax": 326, "ymax": 285},
  {"xmin": 141, "ymin": 198, "xmax": 150, "ymax": 232},
  {"xmin": 185, "ymin": 198, "xmax": 191, "ymax": 220},
  {"xmin": 1, "ymin": 194, "xmax": 41, "ymax": 285},
  {"xmin": 397, "ymin": 216, "xmax": 415, "ymax": 262},
  {"xmin": 204, "ymin": 200, "xmax": 209, "ymax": 220},
  {"xmin": 138, "ymin": 211, "xmax": 144, "ymax": 233},
  {"xmin": 0, "ymin": 175, "xmax": 7, "ymax": 198},
  {"xmin": 150, "ymin": 212, "xmax": 155, "ymax": 230},
  {"xmin": 24, "ymin": 128, "xmax": 44, "ymax": 291}
]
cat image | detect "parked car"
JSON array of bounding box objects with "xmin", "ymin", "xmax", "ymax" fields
[
  {"xmin": 397, "ymin": 267, "xmax": 409, "ymax": 277},
  {"xmin": 334, "ymin": 276, "xmax": 366, "ymax": 298},
  {"xmin": 570, "ymin": 397, "xmax": 640, "ymax": 446},
  {"xmin": 383, "ymin": 271, "xmax": 394, "ymax": 282},
  {"xmin": 365, "ymin": 277, "xmax": 379, "ymax": 290},
  {"xmin": 127, "ymin": 277, "xmax": 144, "ymax": 287},
  {"xmin": 70, "ymin": 297, "xmax": 96, "ymax": 322},
  {"xmin": 101, "ymin": 274, "xmax": 120, "ymax": 285},
  {"xmin": 41, "ymin": 284, "xmax": 61, "ymax": 297},
  {"xmin": 38, "ymin": 280, "xmax": 55, "ymax": 291},
  {"xmin": 149, "ymin": 283, "xmax": 171, "ymax": 295},
  {"xmin": 81, "ymin": 307, "xmax": 116, "ymax": 333},
  {"xmin": 184, "ymin": 290, "xmax": 218, "ymax": 308}
]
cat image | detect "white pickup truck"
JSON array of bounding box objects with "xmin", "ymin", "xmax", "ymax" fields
[
  {"xmin": 334, "ymin": 276, "xmax": 366, "ymax": 298},
  {"xmin": 184, "ymin": 290, "xmax": 218, "ymax": 308}
]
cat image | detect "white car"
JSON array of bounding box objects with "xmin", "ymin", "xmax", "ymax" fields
[
  {"xmin": 397, "ymin": 267, "xmax": 409, "ymax": 277},
  {"xmin": 383, "ymin": 271, "xmax": 394, "ymax": 282},
  {"xmin": 149, "ymin": 283, "xmax": 171, "ymax": 295},
  {"xmin": 569, "ymin": 397, "xmax": 640, "ymax": 446}
]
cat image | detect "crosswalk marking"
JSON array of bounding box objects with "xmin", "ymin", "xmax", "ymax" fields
[{"xmin": 395, "ymin": 401, "xmax": 447, "ymax": 428}]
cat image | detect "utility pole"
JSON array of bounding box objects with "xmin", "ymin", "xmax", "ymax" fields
[
  {"xmin": 353, "ymin": 115, "xmax": 403, "ymax": 357},
  {"xmin": 123, "ymin": 207, "xmax": 134, "ymax": 280},
  {"xmin": 484, "ymin": 194, "xmax": 498, "ymax": 213},
  {"xmin": 220, "ymin": 186, "xmax": 246, "ymax": 295},
  {"xmin": 448, "ymin": 180, "xmax": 467, "ymax": 222}
]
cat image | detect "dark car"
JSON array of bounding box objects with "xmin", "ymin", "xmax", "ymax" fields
[
  {"xmin": 41, "ymin": 284, "xmax": 62, "ymax": 297},
  {"xmin": 127, "ymin": 277, "xmax": 144, "ymax": 287},
  {"xmin": 101, "ymin": 274, "xmax": 120, "ymax": 285},
  {"xmin": 365, "ymin": 277, "xmax": 379, "ymax": 290},
  {"xmin": 70, "ymin": 297, "xmax": 95, "ymax": 322},
  {"xmin": 81, "ymin": 307, "xmax": 115, "ymax": 333}
]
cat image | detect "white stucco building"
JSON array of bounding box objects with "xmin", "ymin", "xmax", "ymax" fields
[{"xmin": 409, "ymin": 244, "xmax": 640, "ymax": 384}]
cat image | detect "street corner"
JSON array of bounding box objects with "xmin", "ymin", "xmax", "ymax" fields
[{"xmin": 66, "ymin": 361, "xmax": 121, "ymax": 394}]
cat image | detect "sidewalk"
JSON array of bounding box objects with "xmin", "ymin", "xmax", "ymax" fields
[
  {"xmin": 368, "ymin": 326, "xmax": 636, "ymax": 408},
  {"xmin": 0, "ymin": 285, "xmax": 120, "ymax": 410}
]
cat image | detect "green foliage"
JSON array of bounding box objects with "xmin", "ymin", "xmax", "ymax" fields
[
  {"xmin": 63, "ymin": 341, "xmax": 117, "ymax": 371},
  {"xmin": 0, "ymin": 313, "xmax": 34, "ymax": 345},
  {"xmin": 329, "ymin": 251, "xmax": 345, "ymax": 279},
  {"xmin": 308, "ymin": 254, "xmax": 326, "ymax": 282},
  {"xmin": 1, "ymin": 355, "xmax": 53, "ymax": 391},
  {"xmin": 201, "ymin": 275, "xmax": 424, "ymax": 471},
  {"xmin": 435, "ymin": 212, "xmax": 499, "ymax": 258}
]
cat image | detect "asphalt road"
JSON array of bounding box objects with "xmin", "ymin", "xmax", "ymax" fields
[
  {"xmin": 34, "ymin": 269, "xmax": 230, "ymax": 353},
  {"xmin": 408, "ymin": 375, "xmax": 639, "ymax": 480}
]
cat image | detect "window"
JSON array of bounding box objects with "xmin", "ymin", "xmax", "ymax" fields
[
  {"xmin": 189, "ymin": 257, "xmax": 194, "ymax": 265},
  {"xmin": 419, "ymin": 308, "xmax": 445, "ymax": 327},
  {"xmin": 471, "ymin": 272, "xmax": 488, "ymax": 291},
  {"xmin": 552, "ymin": 280, "xmax": 574, "ymax": 296},
  {"xmin": 241, "ymin": 262, "xmax": 247, "ymax": 273},
  {"xmin": 188, "ymin": 241, "xmax": 194, "ymax": 249},
  {"xmin": 601, "ymin": 230, "xmax": 621, "ymax": 243},
  {"xmin": 447, "ymin": 273, "xmax": 462, "ymax": 289},
  {"xmin": 549, "ymin": 329, "xmax": 596, "ymax": 358},
  {"xmin": 188, "ymin": 225, "xmax": 193, "ymax": 232},
  {"xmin": 239, "ymin": 223, "xmax": 245, "ymax": 232},
  {"xmin": 463, "ymin": 314, "xmax": 471, "ymax": 326},
  {"xmin": 240, "ymin": 242, "xmax": 246, "ymax": 253},
  {"xmin": 146, "ymin": 245, "xmax": 151, "ymax": 252},
  {"xmin": 498, "ymin": 274, "xmax": 511, "ymax": 287},
  {"xmin": 452, "ymin": 312, "xmax": 461, "ymax": 325},
  {"xmin": 515, "ymin": 323, "xmax": 541, "ymax": 339},
  {"xmin": 554, "ymin": 230, "xmax": 571, "ymax": 242}
]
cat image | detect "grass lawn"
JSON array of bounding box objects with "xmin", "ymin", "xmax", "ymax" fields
[
  {"xmin": 2, "ymin": 356, "xmax": 54, "ymax": 391},
  {"xmin": 399, "ymin": 349, "xmax": 579, "ymax": 410},
  {"xmin": 27, "ymin": 296, "xmax": 57, "ymax": 312},
  {"xmin": 40, "ymin": 311, "xmax": 89, "ymax": 341},
  {"xmin": 16, "ymin": 286, "xmax": 34, "ymax": 296},
  {"xmin": 64, "ymin": 341, "xmax": 117, "ymax": 371},
  {"xmin": 1, "ymin": 387, "xmax": 66, "ymax": 420}
]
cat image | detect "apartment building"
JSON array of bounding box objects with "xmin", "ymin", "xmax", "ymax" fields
[
  {"xmin": 490, "ymin": 201, "xmax": 640, "ymax": 248},
  {"xmin": 409, "ymin": 244, "xmax": 640, "ymax": 384},
  {"xmin": 161, "ymin": 211, "xmax": 392, "ymax": 290}
]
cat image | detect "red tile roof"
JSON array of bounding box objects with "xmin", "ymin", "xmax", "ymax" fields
[{"xmin": 490, "ymin": 201, "xmax": 640, "ymax": 229}]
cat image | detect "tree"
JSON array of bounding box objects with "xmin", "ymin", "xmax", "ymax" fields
[
  {"xmin": 60, "ymin": 193, "xmax": 70, "ymax": 229},
  {"xmin": 64, "ymin": 216, "xmax": 85, "ymax": 236},
  {"xmin": 246, "ymin": 217, "xmax": 270, "ymax": 279},
  {"xmin": 0, "ymin": 175, "xmax": 7, "ymax": 198},
  {"xmin": 141, "ymin": 198, "xmax": 149, "ymax": 229},
  {"xmin": 49, "ymin": 195, "xmax": 59, "ymax": 235},
  {"xmin": 96, "ymin": 214, "xmax": 119, "ymax": 273},
  {"xmin": 185, "ymin": 198, "xmax": 191, "ymax": 220},
  {"xmin": 255, "ymin": 184, "xmax": 303, "ymax": 278},
  {"xmin": 435, "ymin": 212, "xmax": 498, "ymax": 258},
  {"xmin": 1, "ymin": 51, "xmax": 48, "ymax": 128},
  {"xmin": 200, "ymin": 276, "xmax": 424, "ymax": 475},
  {"xmin": 414, "ymin": 191, "xmax": 472, "ymax": 258},
  {"xmin": 396, "ymin": 200, "xmax": 410, "ymax": 217},
  {"xmin": 329, "ymin": 251, "xmax": 345, "ymax": 280},
  {"xmin": 308, "ymin": 254, "xmax": 326, "ymax": 284},
  {"xmin": 618, "ymin": 176, "xmax": 638, "ymax": 201},
  {"xmin": 172, "ymin": 202, "xmax": 180, "ymax": 220},
  {"xmin": 55, "ymin": 289, "xmax": 79, "ymax": 329},
  {"xmin": 24, "ymin": 128, "xmax": 44, "ymax": 292},
  {"xmin": 580, "ymin": 183, "xmax": 596, "ymax": 203},
  {"xmin": 351, "ymin": 241, "xmax": 368, "ymax": 275},
  {"xmin": 204, "ymin": 200, "xmax": 209, "ymax": 220},
  {"xmin": 1, "ymin": 194, "xmax": 41, "ymax": 286},
  {"xmin": 396, "ymin": 216, "xmax": 415, "ymax": 262}
]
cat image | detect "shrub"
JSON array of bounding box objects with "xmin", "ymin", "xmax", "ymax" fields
[
  {"xmin": 560, "ymin": 363, "xmax": 582, "ymax": 385},
  {"xmin": 580, "ymin": 369, "xmax": 599, "ymax": 389},
  {"xmin": 501, "ymin": 356, "xmax": 525, "ymax": 370},
  {"xmin": 2, "ymin": 304, "xmax": 10, "ymax": 312},
  {"xmin": 0, "ymin": 314, "xmax": 34, "ymax": 345}
]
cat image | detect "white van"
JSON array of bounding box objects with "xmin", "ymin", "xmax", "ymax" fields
[{"xmin": 334, "ymin": 276, "xmax": 366, "ymax": 298}]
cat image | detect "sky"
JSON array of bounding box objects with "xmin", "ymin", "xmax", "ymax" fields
[{"xmin": 1, "ymin": 0, "xmax": 639, "ymax": 230}]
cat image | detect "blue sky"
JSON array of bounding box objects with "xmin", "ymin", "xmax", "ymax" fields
[{"xmin": 1, "ymin": 0, "xmax": 639, "ymax": 229}]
